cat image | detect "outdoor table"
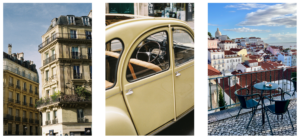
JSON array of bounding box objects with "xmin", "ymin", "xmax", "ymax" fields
[{"xmin": 253, "ymin": 82, "xmax": 278, "ymax": 125}]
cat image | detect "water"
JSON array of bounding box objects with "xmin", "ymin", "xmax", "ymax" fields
[{"xmin": 267, "ymin": 42, "xmax": 297, "ymax": 49}]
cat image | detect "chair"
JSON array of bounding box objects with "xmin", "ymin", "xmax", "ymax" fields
[
  {"xmin": 263, "ymin": 92, "xmax": 294, "ymax": 135},
  {"xmin": 234, "ymin": 88, "xmax": 261, "ymax": 129}
]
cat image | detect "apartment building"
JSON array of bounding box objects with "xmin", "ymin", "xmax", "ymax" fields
[
  {"xmin": 37, "ymin": 12, "xmax": 92, "ymax": 136},
  {"xmin": 3, "ymin": 45, "xmax": 40, "ymax": 135}
]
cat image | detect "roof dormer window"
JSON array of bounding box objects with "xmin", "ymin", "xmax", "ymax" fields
[
  {"xmin": 82, "ymin": 16, "xmax": 90, "ymax": 26},
  {"xmin": 67, "ymin": 15, "xmax": 76, "ymax": 25},
  {"xmin": 51, "ymin": 18, "xmax": 57, "ymax": 27}
]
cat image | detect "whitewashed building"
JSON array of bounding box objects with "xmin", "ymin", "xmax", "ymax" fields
[{"xmin": 219, "ymin": 40, "xmax": 237, "ymax": 51}]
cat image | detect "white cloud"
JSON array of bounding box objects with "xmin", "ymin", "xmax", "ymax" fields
[
  {"xmin": 223, "ymin": 27, "xmax": 270, "ymax": 32},
  {"xmin": 263, "ymin": 33, "xmax": 297, "ymax": 42},
  {"xmin": 208, "ymin": 23, "xmax": 219, "ymax": 26},
  {"xmin": 225, "ymin": 3, "xmax": 269, "ymax": 10},
  {"xmin": 238, "ymin": 3, "xmax": 297, "ymax": 28}
]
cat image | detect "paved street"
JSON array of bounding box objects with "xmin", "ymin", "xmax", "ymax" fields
[{"xmin": 156, "ymin": 110, "xmax": 194, "ymax": 135}]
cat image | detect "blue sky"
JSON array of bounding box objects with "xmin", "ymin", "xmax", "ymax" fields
[
  {"xmin": 3, "ymin": 3, "xmax": 92, "ymax": 95},
  {"xmin": 208, "ymin": 3, "xmax": 297, "ymax": 43}
]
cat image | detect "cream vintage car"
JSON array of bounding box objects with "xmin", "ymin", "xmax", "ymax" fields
[{"xmin": 106, "ymin": 16, "xmax": 194, "ymax": 135}]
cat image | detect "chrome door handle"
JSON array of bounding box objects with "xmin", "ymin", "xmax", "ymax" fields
[
  {"xmin": 126, "ymin": 89, "xmax": 133, "ymax": 95},
  {"xmin": 175, "ymin": 72, "xmax": 181, "ymax": 77}
]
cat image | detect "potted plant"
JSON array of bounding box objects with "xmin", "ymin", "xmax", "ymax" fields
[
  {"xmin": 218, "ymin": 89, "xmax": 227, "ymax": 111},
  {"xmin": 75, "ymin": 86, "xmax": 91, "ymax": 101}
]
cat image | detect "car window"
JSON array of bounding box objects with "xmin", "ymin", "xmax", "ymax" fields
[
  {"xmin": 173, "ymin": 29, "xmax": 194, "ymax": 66},
  {"xmin": 105, "ymin": 39, "xmax": 123, "ymax": 89},
  {"xmin": 126, "ymin": 31, "xmax": 170, "ymax": 81}
]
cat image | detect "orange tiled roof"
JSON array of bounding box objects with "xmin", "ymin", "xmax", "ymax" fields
[{"xmin": 208, "ymin": 64, "xmax": 222, "ymax": 76}]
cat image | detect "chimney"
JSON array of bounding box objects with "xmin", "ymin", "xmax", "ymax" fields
[
  {"xmin": 19, "ymin": 52, "xmax": 24, "ymax": 60},
  {"xmin": 8, "ymin": 44, "xmax": 12, "ymax": 55},
  {"xmin": 30, "ymin": 61, "xmax": 34, "ymax": 65}
]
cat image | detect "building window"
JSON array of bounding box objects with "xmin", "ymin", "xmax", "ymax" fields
[
  {"xmin": 67, "ymin": 16, "xmax": 76, "ymax": 25},
  {"xmin": 23, "ymin": 95, "xmax": 26, "ymax": 103},
  {"xmin": 52, "ymin": 49, "xmax": 55, "ymax": 55},
  {"xmin": 47, "ymin": 112, "xmax": 50, "ymax": 121},
  {"xmin": 73, "ymin": 65, "xmax": 80, "ymax": 79},
  {"xmin": 46, "ymin": 90, "xmax": 50, "ymax": 98},
  {"xmin": 16, "ymin": 93, "xmax": 20, "ymax": 102},
  {"xmin": 30, "ymin": 84, "xmax": 32, "ymax": 91},
  {"xmin": 23, "ymin": 82, "xmax": 26, "ymax": 90},
  {"xmin": 82, "ymin": 17, "xmax": 90, "ymax": 26},
  {"xmin": 45, "ymin": 70, "xmax": 49, "ymax": 81},
  {"xmin": 46, "ymin": 36, "xmax": 50, "ymax": 44},
  {"xmin": 70, "ymin": 30, "xmax": 77, "ymax": 39},
  {"xmin": 77, "ymin": 109, "xmax": 84, "ymax": 119},
  {"xmin": 30, "ymin": 97, "xmax": 32, "ymax": 105},
  {"xmin": 88, "ymin": 48, "xmax": 92, "ymax": 59},
  {"xmin": 86, "ymin": 31, "xmax": 92, "ymax": 39},
  {"xmin": 72, "ymin": 47, "xmax": 79, "ymax": 59},
  {"xmin": 8, "ymin": 107, "xmax": 12, "ymax": 115},
  {"xmin": 54, "ymin": 111, "xmax": 57, "ymax": 119}
]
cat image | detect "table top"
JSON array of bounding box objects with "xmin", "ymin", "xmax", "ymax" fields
[{"xmin": 253, "ymin": 82, "xmax": 279, "ymax": 91}]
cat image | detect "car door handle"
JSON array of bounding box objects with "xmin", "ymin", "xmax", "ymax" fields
[
  {"xmin": 175, "ymin": 72, "xmax": 181, "ymax": 77},
  {"xmin": 126, "ymin": 89, "xmax": 133, "ymax": 96}
]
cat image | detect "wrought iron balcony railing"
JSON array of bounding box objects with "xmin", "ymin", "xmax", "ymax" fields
[
  {"xmin": 22, "ymin": 117, "xmax": 28, "ymax": 123},
  {"xmin": 29, "ymin": 90, "xmax": 33, "ymax": 93},
  {"xmin": 52, "ymin": 118, "xmax": 58, "ymax": 124},
  {"xmin": 15, "ymin": 100, "xmax": 21, "ymax": 104},
  {"xmin": 36, "ymin": 93, "xmax": 91, "ymax": 108},
  {"xmin": 8, "ymin": 98, "xmax": 14, "ymax": 103},
  {"xmin": 5, "ymin": 114, "xmax": 14, "ymax": 121},
  {"xmin": 15, "ymin": 116, "xmax": 21, "ymax": 122},
  {"xmin": 71, "ymin": 53, "xmax": 87, "ymax": 59},
  {"xmin": 73, "ymin": 73, "xmax": 82, "ymax": 79},
  {"xmin": 35, "ymin": 119, "xmax": 39, "ymax": 124},
  {"xmin": 78, "ymin": 117, "xmax": 87, "ymax": 123},
  {"xmin": 23, "ymin": 102, "xmax": 27, "ymax": 106},
  {"xmin": 43, "ymin": 55, "xmax": 56, "ymax": 66},
  {"xmin": 45, "ymin": 120, "xmax": 51, "ymax": 125},
  {"xmin": 29, "ymin": 119, "xmax": 34, "ymax": 123},
  {"xmin": 38, "ymin": 33, "xmax": 92, "ymax": 50},
  {"xmin": 16, "ymin": 85, "xmax": 21, "ymax": 90},
  {"xmin": 208, "ymin": 67, "xmax": 296, "ymax": 112}
]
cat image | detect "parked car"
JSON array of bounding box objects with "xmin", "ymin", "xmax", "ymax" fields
[{"xmin": 106, "ymin": 16, "xmax": 194, "ymax": 135}]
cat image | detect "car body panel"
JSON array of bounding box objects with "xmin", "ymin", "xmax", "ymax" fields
[{"xmin": 106, "ymin": 17, "xmax": 194, "ymax": 135}]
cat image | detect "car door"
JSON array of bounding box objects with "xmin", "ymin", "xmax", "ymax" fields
[
  {"xmin": 121, "ymin": 28, "xmax": 175, "ymax": 135},
  {"xmin": 172, "ymin": 27, "xmax": 194, "ymax": 116}
]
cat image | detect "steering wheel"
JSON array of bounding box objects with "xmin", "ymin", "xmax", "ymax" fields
[{"xmin": 136, "ymin": 41, "xmax": 161, "ymax": 63}]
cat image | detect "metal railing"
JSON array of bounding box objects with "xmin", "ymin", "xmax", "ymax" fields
[
  {"xmin": 15, "ymin": 116, "xmax": 21, "ymax": 122},
  {"xmin": 16, "ymin": 85, "xmax": 21, "ymax": 90},
  {"xmin": 38, "ymin": 33, "xmax": 92, "ymax": 50},
  {"xmin": 6, "ymin": 114, "xmax": 14, "ymax": 121},
  {"xmin": 3, "ymin": 65, "xmax": 38, "ymax": 83},
  {"xmin": 43, "ymin": 55, "xmax": 56, "ymax": 66},
  {"xmin": 71, "ymin": 53, "xmax": 87, "ymax": 59},
  {"xmin": 15, "ymin": 100, "xmax": 21, "ymax": 104},
  {"xmin": 23, "ymin": 102, "xmax": 27, "ymax": 106},
  {"xmin": 78, "ymin": 117, "xmax": 87, "ymax": 123},
  {"xmin": 8, "ymin": 98, "xmax": 14, "ymax": 103},
  {"xmin": 29, "ymin": 90, "xmax": 33, "ymax": 93},
  {"xmin": 45, "ymin": 120, "xmax": 51, "ymax": 125},
  {"xmin": 73, "ymin": 73, "xmax": 82, "ymax": 79},
  {"xmin": 29, "ymin": 119, "xmax": 34, "ymax": 123},
  {"xmin": 22, "ymin": 117, "xmax": 28, "ymax": 123},
  {"xmin": 35, "ymin": 119, "xmax": 39, "ymax": 124},
  {"xmin": 36, "ymin": 93, "xmax": 91, "ymax": 108},
  {"xmin": 52, "ymin": 119, "xmax": 58, "ymax": 124},
  {"xmin": 208, "ymin": 67, "xmax": 296, "ymax": 111}
]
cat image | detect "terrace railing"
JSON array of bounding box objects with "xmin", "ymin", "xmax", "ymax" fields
[
  {"xmin": 73, "ymin": 73, "xmax": 82, "ymax": 79},
  {"xmin": 208, "ymin": 67, "xmax": 297, "ymax": 112},
  {"xmin": 36, "ymin": 93, "xmax": 91, "ymax": 108},
  {"xmin": 43, "ymin": 55, "xmax": 56, "ymax": 66},
  {"xmin": 3, "ymin": 65, "xmax": 38, "ymax": 83},
  {"xmin": 38, "ymin": 33, "xmax": 92, "ymax": 50}
]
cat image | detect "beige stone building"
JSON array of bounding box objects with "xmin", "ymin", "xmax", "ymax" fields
[
  {"xmin": 3, "ymin": 44, "xmax": 40, "ymax": 135},
  {"xmin": 37, "ymin": 12, "xmax": 92, "ymax": 136}
]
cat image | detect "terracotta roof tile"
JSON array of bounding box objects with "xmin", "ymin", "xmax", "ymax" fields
[{"xmin": 208, "ymin": 64, "xmax": 222, "ymax": 76}]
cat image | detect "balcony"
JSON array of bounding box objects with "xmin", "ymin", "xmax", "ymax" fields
[
  {"xmin": 73, "ymin": 73, "xmax": 82, "ymax": 79},
  {"xmin": 8, "ymin": 98, "xmax": 14, "ymax": 103},
  {"xmin": 16, "ymin": 85, "xmax": 21, "ymax": 90},
  {"xmin": 35, "ymin": 91, "xmax": 38, "ymax": 95},
  {"xmin": 71, "ymin": 53, "xmax": 87, "ymax": 59},
  {"xmin": 208, "ymin": 67, "xmax": 297, "ymax": 136},
  {"xmin": 29, "ymin": 103, "xmax": 34, "ymax": 107},
  {"xmin": 22, "ymin": 117, "xmax": 28, "ymax": 123},
  {"xmin": 43, "ymin": 55, "xmax": 56, "ymax": 66},
  {"xmin": 9, "ymin": 83, "xmax": 14, "ymax": 88},
  {"xmin": 36, "ymin": 93, "xmax": 91, "ymax": 108},
  {"xmin": 15, "ymin": 116, "xmax": 21, "ymax": 122},
  {"xmin": 15, "ymin": 100, "xmax": 21, "ymax": 104},
  {"xmin": 23, "ymin": 102, "xmax": 27, "ymax": 106},
  {"xmin": 29, "ymin": 89, "xmax": 33, "ymax": 93},
  {"xmin": 38, "ymin": 33, "xmax": 92, "ymax": 50},
  {"xmin": 35, "ymin": 119, "xmax": 39, "ymax": 124},
  {"xmin": 52, "ymin": 118, "xmax": 58, "ymax": 124},
  {"xmin": 23, "ymin": 88, "xmax": 27, "ymax": 92},
  {"xmin": 78, "ymin": 117, "xmax": 88, "ymax": 123},
  {"xmin": 45, "ymin": 120, "xmax": 51, "ymax": 125},
  {"xmin": 29, "ymin": 119, "xmax": 34, "ymax": 123},
  {"xmin": 5, "ymin": 114, "xmax": 14, "ymax": 121}
]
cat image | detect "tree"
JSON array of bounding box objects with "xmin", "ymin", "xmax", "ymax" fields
[
  {"xmin": 75, "ymin": 86, "xmax": 91, "ymax": 100},
  {"xmin": 208, "ymin": 32, "xmax": 212, "ymax": 38},
  {"xmin": 218, "ymin": 89, "xmax": 227, "ymax": 110},
  {"xmin": 227, "ymin": 36, "xmax": 230, "ymax": 40}
]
